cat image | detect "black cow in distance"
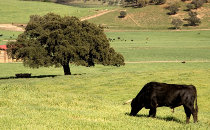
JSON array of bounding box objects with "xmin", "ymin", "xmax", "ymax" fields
[{"xmin": 130, "ymin": 82, "xmax": 198, "ymax": 123}]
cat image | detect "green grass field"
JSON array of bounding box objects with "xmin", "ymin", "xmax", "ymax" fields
[
  {"xmin": 1, "ymin": 30, "xmax": 210, "ymax": 129},
  {"xmin": 107, "ymin": 30, "xmax": 210, "ymax": 62},
  {"xmin": 0, "ymin": 30, "xmax": 21, "ymax": 45},
  {"xmin": 1, "ymin": 0, "xmax": 210, "ymax": 129},
  {"xmin": 0, "ymin": 0, "xmax": 114, "ymax": 24}
]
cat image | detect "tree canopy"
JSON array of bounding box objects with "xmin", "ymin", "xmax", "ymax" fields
[{"xmin": 7, "ymin": 13, "xmax": 125, "ymax": 75}]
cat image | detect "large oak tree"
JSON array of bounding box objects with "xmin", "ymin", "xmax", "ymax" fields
[{"xmin": 7, "ymin": 13, "xmax": 124, "ymax": 75}]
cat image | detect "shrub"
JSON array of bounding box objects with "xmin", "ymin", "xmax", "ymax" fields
[
  {"xmin": 171, "ymin": 18, "xmax": 183, "ymax": 29},
  {"xmin": 186, "ymin": 3, "xmax": 195, "ymax": 11},
  {"xmin": 186, "ymin": 11, "xmax": 201, "ymax": 26},
  {"xmin": 150, "ymin": 0, "xmax": 166, "ymax": 5},
  {"xmin": 137, "ymin": 0, "xmax": 148, "ymax": 7},
  {"xmin": 108, "ymin": 0, "xmax": 115, "ymax": 5},
  {"xmin": 167, "ymin": 2, "xmax": 180, "ymax": 15},
  {"xmin": 181, "ymin": 0, "xmax": 191, "ymax": 1},
  {"xmin": 192, "ymin": 0, "xmax": 204, "ymax": 9},
  {"xmin": 119, "ymin": 11, "xmax": 127, "ymax": 18}
]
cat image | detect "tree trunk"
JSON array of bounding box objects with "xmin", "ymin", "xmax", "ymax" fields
[{"xmin": 63, "ymin": 64, "xmax": 71, "ymax": 75}]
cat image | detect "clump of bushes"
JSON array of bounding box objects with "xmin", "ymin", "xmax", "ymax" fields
[
  {"xmin": 137, "ymin": 0, "xmax": 148, "ymax": 7},
  {"xmin": 171, "ymin": 18, "xmax": 183, "ymax": 29},
  {"xmin": 191, "ymin": 0, "xmax": 204, "ymax": 9},
  {"xmin": 150, "ymin": 0, "xmax": 166, "ymax": 5},
  {"xmin": 186, "ymin": 3, "xmax": 195, "ymax": 11},
  {"xmin": 185, "ymin": 11, "xmax": 201, "ymax": 26},
  {"xmin": 119, "ymin": 11, "xmax": 127, "ymax": 18},
  {"xmin": 186, "ymin": 0, "xmax": 207, "ymax": 10},
  {"xmin": 123, "ymin": 0, "xmax": 166, "ymax": 8},
  {"xmin": 167, "ymin": 2, "xmax": 180, "ymax": 15}
]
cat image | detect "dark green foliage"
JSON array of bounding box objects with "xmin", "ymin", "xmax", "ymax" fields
[
  {"xmin": 7, "ymin": 13, "xmax": 124, "ymax": 75},
  {"xmin": 124, "ymin": 0, "xmax": 165, "ymax": 7},
  {"xmin": 137, "ymin": 0, "xmax": 148, "ymax": 7},
  {"xmin": 185, "ymin": 11, "xmax": 201, "ymax": 26},
  {"xmin": 150, "ymin": 0, "xmax": 166, "ymax": 5},
  {"xmin": 167, "ymin": 2, "xmax": 180, "ymax": 15},
  {"xmin": 181, "ymin": 0, "xmax": 191, "ymax": 1},
  {"xmin": 192, "ymin": 0, "xmax": 204, "ymax": 9},
  {"xmin": 119, "ymin": 11, "xmax": 127, "ymax": 18},
  {"xmin": 171, "ymin": 18, "xmax": 183, "ymax": 29},
  {"xmin": 186, "ymin": 3, "xmax": 195, "ymax": 11}
]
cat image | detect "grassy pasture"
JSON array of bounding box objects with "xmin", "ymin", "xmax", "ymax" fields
[
  {"xmin": 0, "ymin": 0, "xmax": 114, "ymax": 24},
  {"xmin": 0, "ymin": 30, "xmax": 210, "ymax": 129},
  {"xmin": 0, "ymin": 30, "xmax": 21, "ymax": 45},
  {"xmin": 107, "ymin": 30, "xmax": 210, "ymax": 62}
]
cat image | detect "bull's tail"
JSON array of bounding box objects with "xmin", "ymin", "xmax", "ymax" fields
[
  {"xmin": 195, "ymin": 93, "xmax": 198, "ymax": 113},
  {"xmin": 194, "ymin": 90, "xmax": 198, "ymax": 122},
  {"xmin": 123, "ymin": 99, "xmax": 132, "ymax": 105}
]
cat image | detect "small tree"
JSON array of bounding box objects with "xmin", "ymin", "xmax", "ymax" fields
[
  {"xmin": 186, "ymin": 3, "xmax": 195, "ymax": 11},
  {"xmin": 186, "ymin": 11, "xmax": 201, "ymax": 26},
  {"xmin": 167, "ymin": 2, "xmax": 180, "ymax": 15},
  {"xmin": 181, "ymin": 0, "xmax": 191, "ymax": 2},
  {"xmin": 171, "ymin": 18, "xmax": 183, "ymax": 29},
  {"xmin": 192, "ymin": 0, "xmax": 204, "ymax": 9},
  {"xmin": 137, "ymin": 0, "xmax": 148, "ymax": 7},
  {"xmin": 119, "ymin": 11, "xmax": 127, "ymax": 18},
  {"xmin": 7, "ymin": 13, "xmax": 125, "ymax": 75},
  {"xmin": 150, "ymin": 0, "xmax": 166, "ymax": 5}
]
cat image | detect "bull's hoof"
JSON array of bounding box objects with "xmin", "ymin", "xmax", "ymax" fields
[{"xmin": 129, "ymin": 113, "xmax": 136, "ymax": 116}]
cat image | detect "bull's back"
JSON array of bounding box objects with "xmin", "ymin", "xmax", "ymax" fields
[{"xmin": 142, "ymin": 82, "xmax": 196, "ymax": 107}]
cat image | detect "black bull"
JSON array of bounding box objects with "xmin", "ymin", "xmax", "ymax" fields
[{"xmin": 130, "ymin": 82, "xmax": 198, "ymax": 123}]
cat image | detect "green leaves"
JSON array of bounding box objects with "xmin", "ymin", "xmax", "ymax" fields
[{"xmin": 7, "ymin": 13, "xmax": 124, "ymax": 74}]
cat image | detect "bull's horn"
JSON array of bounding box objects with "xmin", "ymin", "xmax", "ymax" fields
[{"xmin": 123, "ymin": 99, "xmax": 132, "ymax": 105}]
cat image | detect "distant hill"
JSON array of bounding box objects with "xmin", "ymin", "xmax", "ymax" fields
[
  {"xmin": 88, "ymin": 1, "xmax": 210, "ymax": 30},
  {"xmin": 0, "ymin": 0, "xmax": 210, "ymax": 30}
]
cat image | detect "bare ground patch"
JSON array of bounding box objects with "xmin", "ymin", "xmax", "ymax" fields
[
  {"xmin": 0, "ymin": 24, "xmax": 25, "ymax": 31},
  {"xmin": 80, "ymin": 9, "xmax": 118, "ymax": 21}
]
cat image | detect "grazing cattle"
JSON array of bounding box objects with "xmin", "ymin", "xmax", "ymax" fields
[{"xmin": 130, "ymin": 82, "xmax": 198, "ymax": 123}]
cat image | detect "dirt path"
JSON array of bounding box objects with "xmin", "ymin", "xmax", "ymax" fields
[
  {"xmin": 0, "ymin": 9, "xmax": 117, "ymax": 31},
  {"xmin": 125, "ymin": 60, "xmax": 210, "ymax": 64},
  {"xmin": 80, "ymin": 9, "xmax": 118, "ymax": 21},
  {"xmin": 0, "ymin": 24, "xmax": 25, "ymax": 31},
  {"xmin": 127, "ymin": 14, "xmax": 140, "ymax": 27}
]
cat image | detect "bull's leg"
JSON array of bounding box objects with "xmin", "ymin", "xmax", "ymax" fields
[
  {"xmin": 192, "ymin": 109, "xmax": 197, "ymax": 123},
  {"xmin": 189, "ymin": 106, "xmax": 198, "ymax": 123},
  {"xmin": 184, "ymin": 105, "xmax": 191, "ymax": 123},
  {"xmin": 149, "ymin": 108, "xmax": 156, "ymax": 118}
]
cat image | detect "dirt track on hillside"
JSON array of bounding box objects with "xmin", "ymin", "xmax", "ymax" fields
[
  {"xmin": 80, "ymin": 9, "xmax": 118, "ymax": 21},
  {"xmin": 0, "ymin": 9, "xmax": 117, "ymax": 32}
]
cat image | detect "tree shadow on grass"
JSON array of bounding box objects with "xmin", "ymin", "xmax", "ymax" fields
[
  {"xmin": 125, "ymin": 112, "xmax": 183, "ymax": 123},
  {"xmin": 0, "ymin": 75, "xmax": 58, "ymax": 80},
  {"xmin": 0, "ymin": 73, "xmax": 87, "ymax": 80}
]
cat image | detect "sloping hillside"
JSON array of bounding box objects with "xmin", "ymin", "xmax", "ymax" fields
[
  {"xmin": 88, "ymin": 2, "xmax": 210, "ymax": 30},
  {"xmin": 0, "ymin": 0, "xmax": 209, "ymax": 30},
  {"xmin": 0, "ymin": 0, "xmax": 114, "ymax": 24}
]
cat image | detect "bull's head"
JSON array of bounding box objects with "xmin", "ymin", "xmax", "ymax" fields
[{"xmin": 130, "ymin": 98, "xmax": 142, "ymax": 116}]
